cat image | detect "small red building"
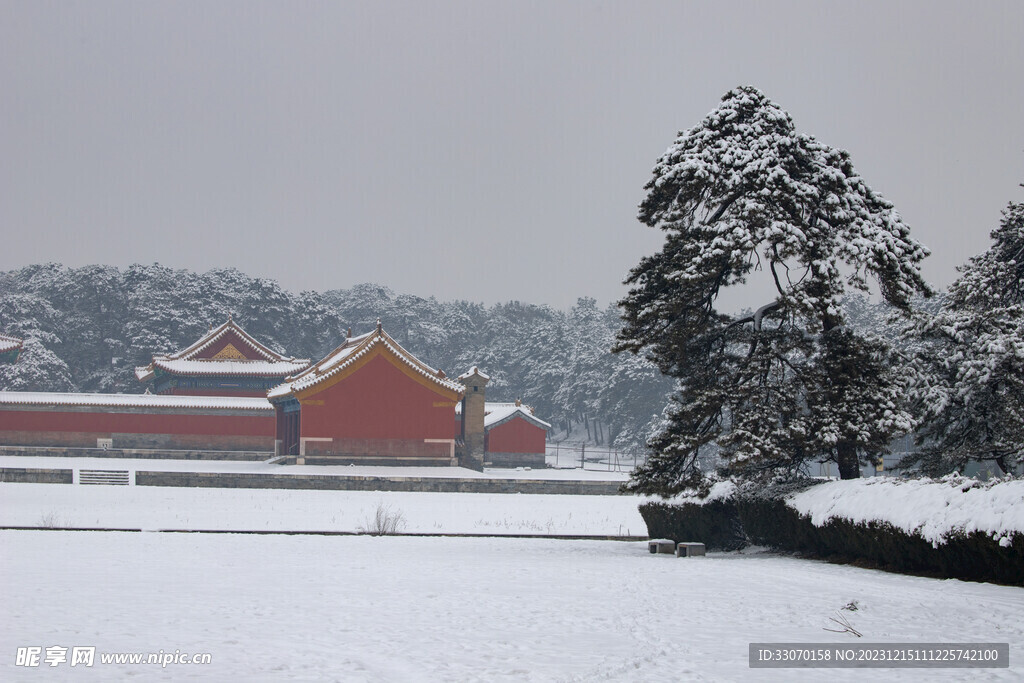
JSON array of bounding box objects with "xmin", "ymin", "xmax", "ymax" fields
[
  {"xmin": 135, "ymin": 318, "xmax": 310, "ymax": 397},
  {"xmin": 268, "ymin": 322, "xmax": 465, "ymax": 465},
  {"xmin": 456, "ymin": 401, "xmax": 551, "ymax": 468}
]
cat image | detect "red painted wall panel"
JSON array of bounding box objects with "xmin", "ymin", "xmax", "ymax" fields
[
  {"xmin": 486, "ymin": 418, "xmax": 546, "ymax": 454},
  {"xmin": 0, "ymin": 410, "xmax": 274, "ymax": 437},
  {"xmin": 0, "ymin": 429, "xmax": 273, "ymax": 450},
  {"xmin": 300, "ymin": 354, "xmax": 457, "ymax": 441}
]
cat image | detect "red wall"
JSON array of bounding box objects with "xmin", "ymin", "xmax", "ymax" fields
[
  {"xmin": 0, "ymin": 429, "xmax": 272, "ymax": 451},
  {"xmin": 0, "ymin": 409, "xmax": 274, "ymax": 437},
  {"xmin": 486, "ymin": 417, "xmax": 546, "ymax": 454},
  {"xmin": 299, "ymin": 354, "xmax": 458, "ymax": 441}
]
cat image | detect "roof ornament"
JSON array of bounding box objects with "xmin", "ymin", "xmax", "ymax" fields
[
  {"xmin": 347, "ymin": 327, "xmax": 352, "ymax": 339},
  {"xmin": 515, "ymin": 398, "xmax": 522, "ymax": 407},
  {"xmin": 376, "ymin": 318, "xmax": 382, "ymax": 333}
]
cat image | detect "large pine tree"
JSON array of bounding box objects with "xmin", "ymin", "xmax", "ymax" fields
[
  {"xmin": 615, "ymin": 86, "xmax": 931, "ymax": 494},
  {"xmin": 905, "ymin": 192, "xmax": 1024, "ymax": 475}
]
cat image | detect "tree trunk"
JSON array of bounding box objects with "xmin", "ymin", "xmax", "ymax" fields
[{"xmin": 837, "ymin": 441, "xmax": 860, "ymax": 479}]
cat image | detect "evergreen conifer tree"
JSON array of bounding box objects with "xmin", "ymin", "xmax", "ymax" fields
[
  {"xmin": 615, "ymin": 86, "xmax": 931, "ymax": 494},
  {"xmin": 905, "ymin": 192, "xmax": 1024, "ymax": 475}
]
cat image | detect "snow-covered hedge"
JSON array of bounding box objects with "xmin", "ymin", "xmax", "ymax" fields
[
  {"xmin": 637, "ymin": 474, "xmax": 1024, "ymax": 584},
  {"xmin": 787, "ymin": 474, "xmax": 1024, "ymax": 548},
  {"xmin": 737, "ymin": 475, "xmax": 1024, "ymax": 585}
]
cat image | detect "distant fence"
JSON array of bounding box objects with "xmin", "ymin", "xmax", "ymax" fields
[{"xmin": 547, "ymin": 444, "xmax": 645, "ymax": 472}]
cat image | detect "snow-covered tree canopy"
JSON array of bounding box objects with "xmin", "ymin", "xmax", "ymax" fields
[
  {"xmin": 906, "ymin": 194, "xmax": 1024, "ymax": 475},
  {"xmin": 617, "ymin": 86, "xmax": 931, "ymax": 494},
  {"xmin": 629, "ymin": 85, "xmax": 929, "ymax": 342}
]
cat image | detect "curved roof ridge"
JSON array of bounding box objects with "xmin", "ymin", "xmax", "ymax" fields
[
  {"xmin": 0, "ymin": 333, "xmax": 23, "ymax": 354},
  {"xmin": 268, "ymin": 324, "xmax": 462, "ymax": 400},
  {"xmin": 165, "ymin": 318, "xmax": 300, "ymax": 363},
  {"xmin": 379, "ymin": 331, "xmax": 444, "ymax": 377},
  {"xmin": 137, "ymin": 318, "xmax": 310, "ymax": 384},
  {"xmin": 484, "ymin": 404, "xmax": 552, "ymax": 430}
]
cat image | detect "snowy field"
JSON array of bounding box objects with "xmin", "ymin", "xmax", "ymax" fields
[
  {"xmin": 2, "ymin": 531, "xmax": 1022, "ymax": 681},
  {"xmin": 0, "ymin": 483, "xmax": 645, "ymax": 536}
]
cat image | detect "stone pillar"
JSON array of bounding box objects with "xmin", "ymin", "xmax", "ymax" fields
[{"xmin": 457, "ymin": 366, "xmax": 489, "ymax": 471}]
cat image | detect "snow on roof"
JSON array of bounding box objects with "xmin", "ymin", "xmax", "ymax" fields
[
  {"xmin": 0, "ymin": 391, "xmax": 274, "ymax": 412},
  {"xmin": 0, "ymin": 334, "xmax": 23, "ymax": 354},
  {"xmin": 457, "ymin": 366, "xmax": 490, "ymax": 381},
  {"xmin": 455, "ymin": 401, "xmax": 551, "ymax": 430},
  {"xmin": 483, "ymin": 403, "xmax": 551, "ymax": 431},
  {"xmin": 268, "ymin": 324, "xmax": 463, "ymax": 400},
  {"xmin": 137, "ymin": 318, "xmax": 310, "ymax": 382},
  {"xmin": 456, "ymin": 400, "xmax": 513, "ymax": 415},
  {"xmin": 151, "ymin": 358, "xmax": 311, "ymax": 377}
]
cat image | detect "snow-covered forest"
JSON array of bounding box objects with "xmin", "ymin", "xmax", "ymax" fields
[{"xmin": 0, "ymin": 263, "xmax": 674, "ymax": 449}]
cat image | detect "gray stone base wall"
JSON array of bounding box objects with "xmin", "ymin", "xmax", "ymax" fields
[
  {"xmin": 484, "ymin": 451, "xmax": 546, "ymax": 469},
  {"xmin": 0, "ymin": 467, "xmax": 73, "ymax": 483},
  {"xmin": 302, "ymin": 437, "xmax": 453, "ymax": 460},
  {"xmin": 135, "ymin": 470, "xmax": 625, "ymax": 495},
  {"xmin": 296, "ymin": 454, "xmax": 453, "ymax": 467}
]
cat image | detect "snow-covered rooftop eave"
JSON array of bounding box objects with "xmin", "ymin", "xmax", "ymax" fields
[
  {"xmin": 484, "ymin": 406, "xmax": 552, "ymax": 431},
  {"xmin": 267, "ymin": 329, "xmax": 463, "ymax": 400},
  {"xmin": 457, "ymin": 365, "xmax": 490, "ymax": 381},
  {"xmin": 0, "ymin": 391, "xmax": 274, "ymax": 411},
  {"xmin": 0, "ymin": 337, "xmax": 22, "ymax": 354},
  {"xmin": 150, "ymin": 358, "xmax": 311, "ymax": 377},
  {"xmin": 164, "ymin": 318, "xmax": 297, "ymax": 364}
]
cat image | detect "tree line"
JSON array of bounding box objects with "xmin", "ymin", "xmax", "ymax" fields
[{"xmin": 0, "ymin": 264, "xmax": 674, "ymax": 450}]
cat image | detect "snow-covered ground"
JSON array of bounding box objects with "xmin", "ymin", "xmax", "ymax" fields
[
  {"xmin": 1, "ymin": 531, "xmax": 1021, "ymax": 681},
  {"xmin": 0, "ymin": 483, "xmax": 645, "ymax": 536}
]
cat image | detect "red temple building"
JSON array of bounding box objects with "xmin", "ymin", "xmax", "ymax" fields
[
  {"xmin": 135, "ymin": 317, "xmax": 310, "ymax": 397},
  {"xmin": 268, "ymin": 321, "xmax": 466, "ymax": 465},
  {"xmin": 0, "ymin": 319, "xmax": 548, "ymax": 467},
  {"xmin": 0, "ymin": 334, "xmax": 23, "ymax": 364}
]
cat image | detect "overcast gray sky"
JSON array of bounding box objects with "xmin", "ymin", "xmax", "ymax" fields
[{"xmin": 2, "ymin": 1, "xmax": 1022, "ymax": 310}]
